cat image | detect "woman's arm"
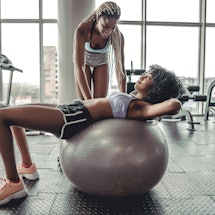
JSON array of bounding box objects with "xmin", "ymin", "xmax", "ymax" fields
[
  {"xmin": 141, "ymin": 98, "xmax": 182, "ymax": 119},
  {"xmin": 73, "ymin": 25, "xmax": 92, "ymax": 100}
]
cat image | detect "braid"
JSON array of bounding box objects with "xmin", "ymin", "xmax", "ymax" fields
[
  {"xmin": 83, "ymin": 1, "xmax": 121, "ymax": 23},
  {"xmin": 96, "ymin": 1, "xmax": 121, "ymax": 18},
  {"xmin": 109, "ymin": 26, "xmax": 125, "ymax": 82}
]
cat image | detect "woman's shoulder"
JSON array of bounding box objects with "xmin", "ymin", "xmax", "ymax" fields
[{"xmin": 75, "ymin": 22, "xmax": 93, "ymax": 40}]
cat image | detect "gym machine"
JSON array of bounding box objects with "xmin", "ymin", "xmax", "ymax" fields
[{"xmin": 0, "ymin": 54, "xmax": 23, "ymax": 106}]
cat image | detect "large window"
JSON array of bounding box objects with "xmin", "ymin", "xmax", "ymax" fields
[
  {"xmin": 1, "ymin": 0, "xmax": 39, "ymax": 19},
  {"xmin": 147, "ymin": 0, "xmax": 199, "ymax": 22},
  {"xmin": 0, "ymin": 0, "xmax": 58, "ymax": 105},
  {"xmin": 118, "ymin": 25, "xmax": 142, "ymax": 70},
  {"xmin": 146, "ymin": 26, "xmax": 199, "ymax": 77},
  {"xmin": 206, "ymin": 0, "xmax": 215, "ymax": 23},
  {"xmin": 147, "ymin": 26, "xmax": 200, "ymax": 113},
  {"xmin": 1, "ymin": 23, "xmax": 40, "ymax": 104}
]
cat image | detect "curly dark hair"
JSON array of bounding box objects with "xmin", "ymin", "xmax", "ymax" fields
[{"xmin": 143, "ymin": 64, "xmax": 185, "ymax": 104}]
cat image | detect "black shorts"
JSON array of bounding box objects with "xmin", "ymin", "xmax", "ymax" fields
[{"xmin": 57, "ymin": 100, "xmax": 93, "ymax": 139}]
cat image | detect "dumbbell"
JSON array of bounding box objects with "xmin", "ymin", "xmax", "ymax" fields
[
  {"xmin": 179, "ymin": 94, "xmax": 207, "ymax": 102},
  {"xmin": 186, "ymin": 85, "xmax": 200, "ymax": 93}
]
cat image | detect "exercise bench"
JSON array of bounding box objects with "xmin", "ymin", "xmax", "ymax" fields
[
  {"xmin": 204, "ymin": 80, "xmax": 215, "ymax": 121},
  {"xmin": 161, "ymin": 85, "xmax": 207, "ymax": 131}
]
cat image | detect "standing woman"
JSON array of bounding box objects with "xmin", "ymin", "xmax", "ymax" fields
[{"xmin": 73, "ymin": 1, "xmax": 126, "ymax": 100}]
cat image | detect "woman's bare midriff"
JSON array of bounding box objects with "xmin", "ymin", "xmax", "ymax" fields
[{"xmin": 82, "ymin": 98, "xmax": 113, "ymax": 121}]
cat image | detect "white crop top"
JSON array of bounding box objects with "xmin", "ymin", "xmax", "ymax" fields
[{"xmin": 107, "ymin": 92, "xmax": 137, "ymax": 119}]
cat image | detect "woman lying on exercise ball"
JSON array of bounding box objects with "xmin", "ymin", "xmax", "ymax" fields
[{"xmin": 0, "ymin": 64, "xmax": 184, "ymax": 205}]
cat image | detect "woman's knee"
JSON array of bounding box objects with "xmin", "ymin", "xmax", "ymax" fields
[{"xmin": 0, "ymin": 108, "xmax": 10, "ymax": 126}]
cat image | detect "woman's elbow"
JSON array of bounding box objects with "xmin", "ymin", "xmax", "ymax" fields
[{"xmin": 169, "ymin": 99, "xmax": 182, "ymax": 115}]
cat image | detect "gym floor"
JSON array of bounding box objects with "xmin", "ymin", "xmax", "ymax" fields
[{"xmin": 0, "ymin": 116, "xmax": 215, "ymax": 215}]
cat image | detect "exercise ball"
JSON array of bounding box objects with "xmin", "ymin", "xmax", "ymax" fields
[{"xmin": 60, "ymin": 119, "xmax": 168, "ymax": 197}]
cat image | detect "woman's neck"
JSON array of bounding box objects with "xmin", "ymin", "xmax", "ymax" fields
[{"xmin": 131, "ymin": 91, "xmax": 146, "ymax": 100}]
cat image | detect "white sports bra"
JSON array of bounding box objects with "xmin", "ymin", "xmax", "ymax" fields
[
  {"xmin": 85, "ymin": 40, "xmax": 111, "ymax": 54},
  {"xmin": 107, "ymin": 92, "xmax": 137, "ymax": 119}
]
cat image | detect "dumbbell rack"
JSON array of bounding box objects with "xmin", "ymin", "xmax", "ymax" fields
[{"xmin": 180, "ymin": 86, "xmax": 207, "ymax": 102}]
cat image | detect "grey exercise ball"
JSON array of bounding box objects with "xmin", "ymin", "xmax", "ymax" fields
[{"xmin": 60, "ymin": 119, "xmax": 168, "ymax": 197}]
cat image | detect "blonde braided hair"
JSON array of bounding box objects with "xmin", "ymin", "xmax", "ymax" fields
[{"xmin": 82, "ymin": 1, "xmax": 126, "ymax": 83}]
